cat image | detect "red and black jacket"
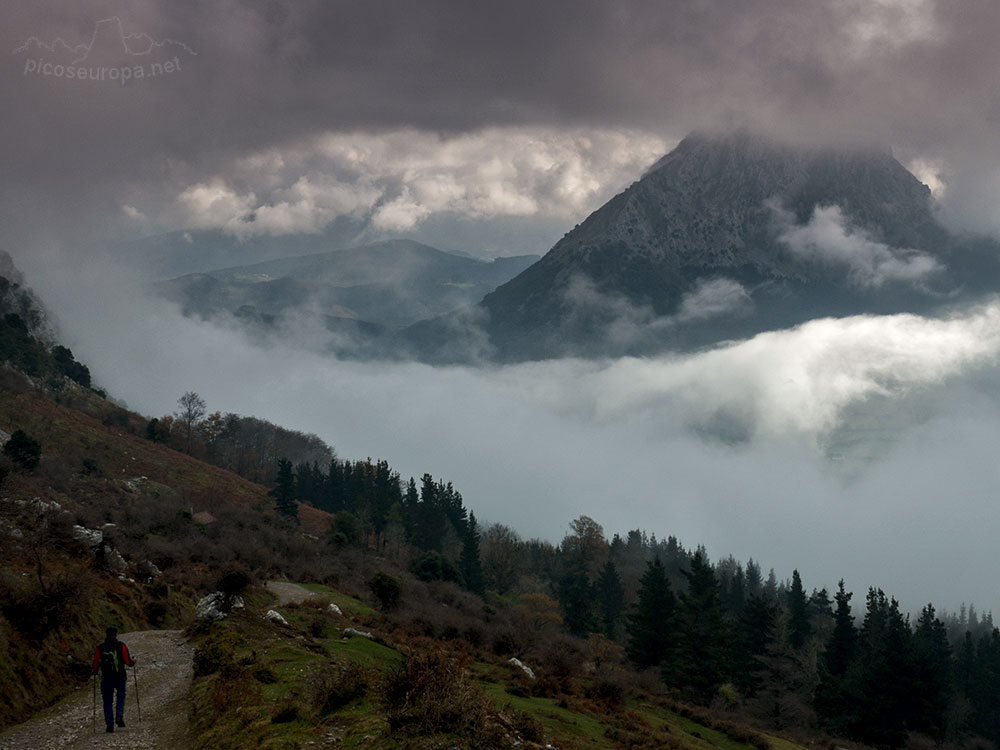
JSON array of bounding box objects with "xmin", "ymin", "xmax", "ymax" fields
[{"xmin": 92, "ymin": 639, "xmax": 134, "ymax": 679}]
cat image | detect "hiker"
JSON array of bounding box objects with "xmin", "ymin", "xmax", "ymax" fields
[{"xmin": 91, "ymin": 626, "xmax": 136, "ymax": 733}]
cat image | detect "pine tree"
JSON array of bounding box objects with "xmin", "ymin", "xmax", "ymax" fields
[
  {"xmin": 733, "ymin": 594, "xmax": 776, "ymax": 696},
  {"xmin": 787, "ymin": 569, "xmax": 812, "ymax": 649},
  {"xmin": 459, "ymin": 511, "xmax": 484, "ymax": 595},
  {"xmin": 909, "ymin": 604, "xmax": 952, "ymax": 739},
  {"xmin": 969, "ymin": 628, "xmax": 1000, "ymax": 744},
  {"xmin": 626, "ymin": 558, "xmax": 676, "ymax": 670},
  {"xmin": 852, "ymin": 588, "xmax": 912, "ymax": 746},
  {"xmin": 815, "ymin": 580, "xmax": 857, "ymax": 735},
  {"xmin": 747, "ymin": 612, "xmax": 815, "ymax": 730},
  {"xmin": 412, "ymin": 473, "xmax": 446, "ymax": 551},
  {"xmin": 270, "ymin": 458, "xmax": 298, "ymax": 520},
  {"xmin": 596, "ymin": 560, "xmax": 625, "ymax": 638},
  {"xmin": 668, "ymin": 551, "xmax": 728, "ymax": 702}
]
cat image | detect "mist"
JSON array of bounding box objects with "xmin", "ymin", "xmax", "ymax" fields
[
  {"xmin": 9, "ymin": 0, "xmax": 1000, "ymax": 624},
  {"xmin": 23, "ymin": 249, "xmax": 1000, "ymax": 618}
]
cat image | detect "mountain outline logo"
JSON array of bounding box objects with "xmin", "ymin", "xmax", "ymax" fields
[{"xmin": 13, "ymin": 16, "xmax": 196, "ymax": 85}]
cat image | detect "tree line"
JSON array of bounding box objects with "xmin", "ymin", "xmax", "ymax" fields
[{"xmin": 152, "ymin": 392, "xmax": 1000, "ymax": 746}]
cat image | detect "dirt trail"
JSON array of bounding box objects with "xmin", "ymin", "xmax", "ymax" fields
[
  {"xmin": 265, "ymin": 580, "xmax": 315, "ymax": 607},
  {"xmin": 0, "ymin": 583, "xmax": 313, "ymax": 750},
  {"xmin": 0, "ymin": 630, "xmax": 193, "ymax": 750}
]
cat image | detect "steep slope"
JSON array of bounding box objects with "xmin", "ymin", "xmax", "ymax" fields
[{"xmin": 415, "ymin": 131, "xmax": 1000, "ymax": 362}]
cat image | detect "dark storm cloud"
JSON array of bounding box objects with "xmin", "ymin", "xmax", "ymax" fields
[{"xmin": 6, "ymin": 0, "xmax": 1000, "ymax": 251}]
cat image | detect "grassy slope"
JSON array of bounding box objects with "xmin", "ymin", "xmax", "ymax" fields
[
  {"xmin": 0, "ymin": 377, "xmax": 327, "ymax": 728},
  {"xmin": 190, "ymin": 583, "xmax": 812, "ymax": 750}
]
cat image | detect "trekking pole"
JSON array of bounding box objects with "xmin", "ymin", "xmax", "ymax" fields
[
  {"xmin": 92, "ymin": 673, "xmax": 96, "ymax": 734},
  {"xmin": 133, "ymin": 662, "xmax": 141, "ymax": 722}
]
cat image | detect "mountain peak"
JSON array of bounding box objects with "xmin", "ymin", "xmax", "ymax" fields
[{"xmin": 408, "ymin": 132, "xmax": 996, "ymax": 362}]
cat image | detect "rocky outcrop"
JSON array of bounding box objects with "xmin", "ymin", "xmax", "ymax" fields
[{"xmin": 195, "ymin": 592, "xmax": 245, "ymax": 622}]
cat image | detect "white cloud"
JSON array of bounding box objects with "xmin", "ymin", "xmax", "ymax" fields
[
  {"xmin": 677, "ymin": 278, "xmax": 753, "ymax": 322},
  {"xmin": 176, "ymin": 179, "xmax": 256, "ymax": 235},
  {"xmin": 168, "ymin": 127, "xmax": 668, "ymax": 240},
  {"xmin": 776, "ymin": 203, "xmax": 943, "ymax": 287},
  {"xmin": 908, "ymin": 157, "xmax": 948, "ymax": 198}
]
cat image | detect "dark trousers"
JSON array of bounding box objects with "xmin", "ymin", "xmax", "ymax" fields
[{"xmin": 100, "ymin": 677, "xmax": 127, "ymax": 728}]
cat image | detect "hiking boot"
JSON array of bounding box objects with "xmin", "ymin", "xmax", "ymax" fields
[
  {"xmin": 116, "ymin": 717, "xmax": 125, "ymax": 728},
  {"xmin": 106, "ymin": 726, "xmax": 114, "ymax": 733}
]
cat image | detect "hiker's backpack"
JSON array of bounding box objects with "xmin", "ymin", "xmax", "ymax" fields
[{"xmin": 98, "ymin": 640, "xmax": 125, "ymax": 680}]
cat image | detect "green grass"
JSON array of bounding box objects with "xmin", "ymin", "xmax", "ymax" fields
[
  {"xmin": 482, "ymin": 682, "xmax": 611, "ymax": 747},
  {"xmin": 297, "ymin": 582, "xmax": 377, "ymax": 617},
  {"xmin": 670, "ymin": 712, "xmax": 755, "ymax": 750},
  {"xmin": 327, "ymin": 634, "xmax": 402, "ymax": 669}
]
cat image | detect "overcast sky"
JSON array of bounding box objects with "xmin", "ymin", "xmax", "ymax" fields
[{"xmin": 6, "ymin": 1, "xmax": 1000, "ymax": 616}]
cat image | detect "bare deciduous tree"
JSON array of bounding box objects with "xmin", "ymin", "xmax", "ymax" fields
[{"xmin": 176, "ymin": 391, "xmax": 206, "ymax": 454}]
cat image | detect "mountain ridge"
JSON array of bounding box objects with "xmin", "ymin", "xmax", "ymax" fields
[{"xmin": 157, "ymin": 238, "xmax": 540, "ymax": 333}]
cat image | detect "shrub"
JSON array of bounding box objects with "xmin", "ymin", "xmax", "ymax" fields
[
  {"xmin": 508, "ymin": 708, "xmax": 544, "ymax": 743},
  {"xmin": 193, "ymin": 628, "xmax": 244, "ymax": 676},
  {"xmin": 381, "ymin": 649, "xmax": 501, "ymax": 744},
  {"xmin": 409, "ymin": 552, "xmax": 460, "ymax": 583},
  {"xmin": 214, "ymin": 565, "xmax": 252, "ymax": 600},
  {"xmin": 253, "ymin": 665, "xmax": 277, "ymax": 684},
  {"xmin": 3, "ymin": 429, "xmax": 40, "ymax": 471},
  {"xmin": 0, "ymin": 569, "xmax": 90, "ymax": 638},
  {"xmin": 327, "ymin": 511, "xmax": 359, "ymax": 547},
  {"xmin": 491, "ymin": 630, "xmax": 519, "ymax": 657},
  {"xmin": 309, "ymin": 663, "xmax": 372, "ymax": 715},
  {"xmin": 144, "ymin": 601, "xmax": 168, "ymax": 626},
  {"xmin": 271, "ymin": 704, "xmax": 298, "ymax": 724},
  {"xmin": 308, "ymin": 616, "xmax": 329, "ymax": 639},
  {"xmin": 588, "ymin": 674, "xmax": 626, "ymax": 707},
  {"xmin": 369, "ymin": 571, "xmax": 401, "ymax": 611}
]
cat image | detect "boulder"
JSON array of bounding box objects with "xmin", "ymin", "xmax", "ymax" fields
[
  {"xmin": 327, "ymin": 602, "xmax": 343, "ymax": 616},
  {"xmin": 342, "ymin": 627, "xmax": 373, "ymax": 640},
  {"xmin": 508, "ymin": 657, "xmax": 535, "ymax": 680},
  {"xmin": 264, "ymin": 609, "xmax": 289, "ymax": 626}
]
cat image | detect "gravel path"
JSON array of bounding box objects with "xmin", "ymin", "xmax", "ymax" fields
[
  {"xmin": 0, "ymin": 630, "xmax": 193, "ymax": 750},
  {"xmin": 0, "ymin": 583, "xmax": 314, "ymax": 750},
  {"xmin": 265, "ymin": 580, "xmax": 315, "ymax": 607}
]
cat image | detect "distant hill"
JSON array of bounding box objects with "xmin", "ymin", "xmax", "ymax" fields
[
  {"xmin": 156, "ymin": 239, "xmax": 539, "ymax": 347},
  {"xmin": 408, "ymin": 131, "xmax": 1000, "ymax": 362}
]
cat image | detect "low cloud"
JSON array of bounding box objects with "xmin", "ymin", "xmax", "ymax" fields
[
  {"xmin": 556, "ymin": 275, "xmax": 753, "ymax": 356},
  {"xmin": 676, "ymin": 278, "xmax": 753, "ymax": 322},
  {"xmin": 775, "ymin": 203, "xmax": 943, "ymax": 287}
]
